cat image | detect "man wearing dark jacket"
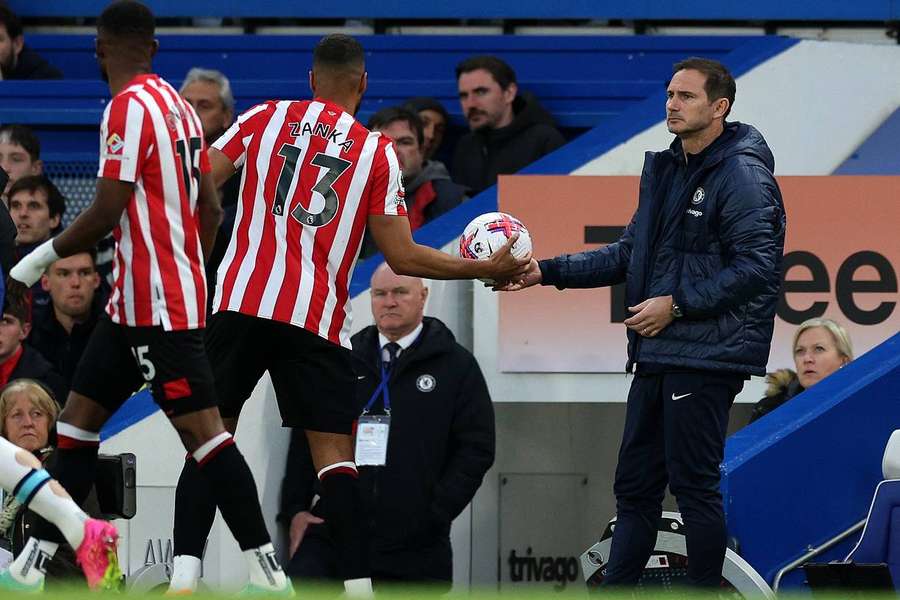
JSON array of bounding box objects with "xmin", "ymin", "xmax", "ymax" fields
[
  {"xmin": 502, "ymin": 57, "xmax": 785, "ymax": 589},
  {"xmin": 452, "ymin": 55, "xmax": 565, "ymax": 195},
  {"xmin": 29, "ymin": 251, "xmax": 105, "ymax": 398},
  {"xmin": 280, "ymin": 263, "xmax": 494, "ymax": 589},
  {"xmin": 0, "ymin": 288, "xmax": 66, "ymax": 405},
  {"xmin": 0, "ymin": 6, "xmax": 63, "ymax": 80},
  {"xmin": 369, "ymin": 107, "xmax": 466, "ymax": 231},
  {"xmin": 0, "ymin": 167, "xmax": 16, "ymax": 281}
]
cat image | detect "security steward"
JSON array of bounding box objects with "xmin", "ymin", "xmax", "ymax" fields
[{"xmin": 279, "ymin": 263, "xmax": 495, "ymax": 590}]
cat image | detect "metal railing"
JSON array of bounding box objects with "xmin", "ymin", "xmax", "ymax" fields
[{"xmin": 771, "ymin": 518, "xmax": 866, "ymax": 592}]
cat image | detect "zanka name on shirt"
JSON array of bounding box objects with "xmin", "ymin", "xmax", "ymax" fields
[{"xmin": 288, "ymin": 121, "xmax": 355, "ymax": 153}]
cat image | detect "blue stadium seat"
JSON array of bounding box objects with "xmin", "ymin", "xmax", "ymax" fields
[
  {"xmin": 16, "ymin": 34, "xmax": 761, "ymax": 130},
  {"xmin": 845, "ymin": 431, "xmax": 900, "ymax": 586},
  {"xmin": 7, "ymin": 0, "xmax": 896, "ymax": 20},
  {"xmin": 0, "ymin": 34, "xmax": 791, "ymax": 224}
]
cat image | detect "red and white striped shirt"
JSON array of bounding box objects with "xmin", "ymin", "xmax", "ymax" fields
[
  {"xmin": 98, "ymin": 74, "xmax": 210, "ymax": 331},
  {"xmin": 212, "ymin": 98, "xmax": 406, "ymax": 349}
]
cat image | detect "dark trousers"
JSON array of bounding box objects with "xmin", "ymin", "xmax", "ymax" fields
[
  {"xmin": 287, "ymin": 523, "xmax": 452, "ymax": 592},
  {"xmin": 603, "ymin": 370, "xmax": 743, "ymax": 588}
]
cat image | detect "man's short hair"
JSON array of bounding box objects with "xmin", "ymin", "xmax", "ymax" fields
[
  {"xmin": 367, "ymin": 107, "xmax": 424, "ymax": 148},
  {"xmin": 180, "ymin": 67, "xmax": 235, "ymax": 112},
  {"xmin": 0, "ymin": 125, "xmax": 40, "ymax": 162},
  {"xmin": 97, "ymin": 0, "xmax": 155, "ymax": 42},
  {"xmin": 313, "ymin": 34, "xmax": 365, "ymax": 74},
  {"xmin": 0, "ymin": 5, "xmax": 23, "ymax": 40},
  {"xmin": 403, "ymin": 97, "xmax": 450, "ymax": 124},
  {"xmin": 48, "ymin": 248, "xmax": 97, "ymax": 273},
  {"xmin": 8, "ymin": 175, "xmax": 66, "ymax": 220},
  {"xmin": 455, "ymin": 55, "xmax": 517, "ymax": 90},
  {"xmin": 673, "ymin": 57, "xmax": 736, "ymax": 118},
  {"xmin": 3, "ymin": 282, "xmax": 30, "ymax": 326}
]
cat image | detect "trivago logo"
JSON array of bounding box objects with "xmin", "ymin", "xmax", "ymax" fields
[{"xmin": 507, "ymin": 547, "xmax": 579, "ymax": 590}]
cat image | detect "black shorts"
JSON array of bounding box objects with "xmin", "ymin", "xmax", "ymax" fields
[
  {"xmin": 205, "ymin": 311, "xmax": 356, "ymax": 433},
  {"xmin": 71, "ymin": 318, "xmax": 218, "ymax": 418}
]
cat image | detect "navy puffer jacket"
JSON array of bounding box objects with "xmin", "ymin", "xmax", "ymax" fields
[{"xmin": 539, "ymin": 122, "xmax": 786, "ymax": 375}]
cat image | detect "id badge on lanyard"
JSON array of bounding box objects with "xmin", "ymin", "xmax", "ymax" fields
[
  {"xmin": 355, "ymin": 414, "xmax": 390, "ymax": 466},
  {"xmin": 355, "ymin": 361, "xmax": 392, "ymax": 466}
]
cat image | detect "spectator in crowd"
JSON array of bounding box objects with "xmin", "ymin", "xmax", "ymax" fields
[
  {"xmin": 29, "ymin": 251, "xmax": 104, "ymax": 399},
  {"xmin": 0, "ymin": 289, "xmax": 66, "ymax": 404},
  {"xmin": 369, "ymin": 107, "xmax": 466, "ymax": 232},
  {"xmin": 8, "ymin": 175, "xmax": 65, "ymax": 316},
  {"xmin": 180, "ymin": 67, "xmax": 234, "ymax": 146},
  {"xmin": 0, "ymin": 379, "xmax": 99, "ymax": 583},
  {"xmin": 281, "ymin": 263, "xmax": 495, "ymax": 590},
  {"xmin": 0, "ymin": 167, "xmax": 15, "ymax": 277},
  {"xmin": 749, "ymin": 318, "xmax": 853, "ymax": 423},
  {"xmin": 403, "ymin": 97, "xmax": 450, "ymax": 163},
  {"xmin": 452, "ymin": 55, "xmax": 565, "ymax": 195},
  {"xmin": 0, "ymin": 125, "xmax": 42, "ymax": 198},
  {"xmin": 8, "ymin": 175, "xmax": 63, "ymax": 249},
  {"xmin": 179, "ymin": 67, "xmax": 240, "ymax": 287},
  {"xmin": 0, "ymin": 6, "xmax": 63, "ymax": 80}
]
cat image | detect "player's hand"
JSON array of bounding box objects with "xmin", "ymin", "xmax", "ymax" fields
[
  {"xmin": 484, "ymin": 233, "xmax": 532, "ymax": 282},
  {"xmin": 10, "ymin": 238, "xmax": 59, "ymax": 287},
  {"xmin": 491, "ymin": 258, "xmax": 541, "ymax": 291},
  {"xmin": 624, "ymin": 295, "xmax": 674, "ymax": 337},
  {"xmin": 289, "ymin": 511, "xmax": 324, "ymax": 558}
]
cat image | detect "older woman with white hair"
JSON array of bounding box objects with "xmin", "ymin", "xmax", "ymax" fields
[{"xmin": 749, "ymin": 318, "xmax": 853, "ymax": 423}]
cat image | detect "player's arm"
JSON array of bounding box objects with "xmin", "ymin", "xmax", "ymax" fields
[
  {"xmin": 11, "ymin": 178, "xmax": 132, "ymax": 286},
  {"xmin": 368, "ymin": 214, "xmax": 530, "ymax": 282},
  {"xmin": 495, "ymin": 214, "xmax": 636, "ymax": 292},
  {"xmin": 197, "ymin": 170, "xmax": 224, "ymax": 261},
  {"xmin": 208, "ymin": 147, "xmax": 237, "ymax": 189},
  {"xmin": 56, "ymin": 178, "xmax": 131, "ymax": 256}
]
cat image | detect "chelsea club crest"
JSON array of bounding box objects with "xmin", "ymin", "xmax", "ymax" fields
[
  {"xmin": 416, "ymin": 374, "xmax": 436, "ymax": 392},
  {"xmin": 691, "ymin": 187, "xmax": 705, "ymax": 205}
]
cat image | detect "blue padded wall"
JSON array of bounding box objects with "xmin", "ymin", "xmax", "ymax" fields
[
  {"xmin": 722, "ymin": 333, "xmax": 900, "ymax": 587},
  {"xmin": 835, "ymin": 107, "xmax": 900, "ymax": 175}
]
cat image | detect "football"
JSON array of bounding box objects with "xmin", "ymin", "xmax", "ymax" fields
[{"xmin": 457, "ymin": 212, "xmax": 532, "ymax": 283}]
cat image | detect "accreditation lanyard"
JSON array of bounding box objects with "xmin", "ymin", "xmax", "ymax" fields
[
  {"xmin": 356, "ymin": 356, "xmax": 394, "ymax": 466},
  {"xmin": 363, "ymin": 360, "xmax": 392, "ymax": 416}
]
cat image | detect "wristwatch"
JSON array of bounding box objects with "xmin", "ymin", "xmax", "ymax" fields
[{"xmin": 671, "ymin": 301, "xmax": 683, "ymax": 318}]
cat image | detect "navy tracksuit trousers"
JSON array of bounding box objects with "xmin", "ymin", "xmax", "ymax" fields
[{"xmin": 602, "ymin": 370, "xmax": 744, "ymax": 588}]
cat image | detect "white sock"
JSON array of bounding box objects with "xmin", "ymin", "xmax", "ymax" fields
[
  {"xmin": 243, "ymin": 543, "xmax": 288, "ymax": 590},
  {"xmin": 0, "ymin": 436, "xmax": 87, "ymax": 549},
  {"xmin": 8, "ymin": 538, "xmax": 58, "ymax": 586},
  {"xmin": 26, "ymin": 479, "xmax": 88, "ymax": 549},
  {"xmin": 168, "ymin": 554, "xmax": 202, "ymax": 593},
  {"xmin": 0, "ymin": 436, "xmax": 42, "ymax": 491},
  {"xmin": 344, "ymin": 577, "xmax": 374, "ymax": 598}
]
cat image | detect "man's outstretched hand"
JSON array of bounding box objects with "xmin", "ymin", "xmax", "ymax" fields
[
  {"xmin": 481, "ymin": 233, "xmax": 532, "ymax": 284},
  {"xmin": 491, "ymin": 258, "xmax": 542, "ymax": 291}
]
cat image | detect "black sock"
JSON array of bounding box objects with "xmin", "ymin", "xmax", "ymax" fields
[
  {"xmin": 174, "ymin": 457, "xmax": 216, "ymax": 558},
  {"xmin": 195, "ymin": 441, "xmax": 270, "ymax": 551},
  {"xmin": 48, "ymin": 444, "xmax": 99, "ymax": 506},
  {"xmin": 320, "ymin": 471, "xmax": 369, "ymax": 581}
]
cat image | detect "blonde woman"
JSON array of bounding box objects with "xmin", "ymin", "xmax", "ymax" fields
[
  {"xmin": 0, "ymin": 380, "xmax": 106, "ymax": 587},
  {"xmin": 749, "ymin": 318, "xmax": 853, "ymax": 423},
  {"xmin": 0, "ymin": 379, "xmax": 58, "ymax": 455}
]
